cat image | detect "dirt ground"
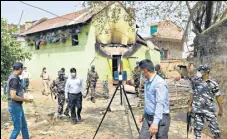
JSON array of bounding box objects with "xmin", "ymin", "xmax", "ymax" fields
[{"xmin": 1, "ymin": 86, "xmax": 212, "ymax": 139}]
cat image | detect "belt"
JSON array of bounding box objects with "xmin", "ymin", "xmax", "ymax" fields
[
  {"xmin": 69, "ymin": 92, "xmax": 81, "ymax": 95},
  {"xmin": 144, "ymin": 113, "xmax": 170, "ymax": 121},
  {"xmin": 145, "ymin": 113, "xmax": 169, "ymax": 116},
  {"xmin": 145, "ymin": 113, "xmax": 170, "ymax": 127}
]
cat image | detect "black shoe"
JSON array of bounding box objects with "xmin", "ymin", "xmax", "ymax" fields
[
  {"xmin": 78, "ymin": 116, "xmax": 81, "ymax": 122},
  {"xmin": 91, "ymin": 97, "xmax": 96, "ymax": 103},
  {"xmin": 64, "ymin": 111, "xmax": 70, "ymax": 117}
]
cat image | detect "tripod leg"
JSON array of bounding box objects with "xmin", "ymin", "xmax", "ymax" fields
[
  {"xmin": 120, "ymin": 85, "xmax": 128, "ymax": 114},
  {"xmin": 120, "ymin": 85, "xmax": 123, "ymax": 106},
  {"xmin": 122, "ymin": 85, "xmax": 140, "ymax": 134},
  {"xmin": 93, "ymin": 85, "xmax": 120, "ymax": 139},
  {"xmin": 121, "ymin": 86, "xmax": 134, "ymax": 139}
]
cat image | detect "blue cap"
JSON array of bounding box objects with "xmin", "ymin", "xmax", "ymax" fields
[{"xmin": 13, "ymin": 62, "xmax": 23, "ymax": 70}]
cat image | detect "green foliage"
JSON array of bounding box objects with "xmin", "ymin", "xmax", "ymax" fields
[
  {"xmin": 1, "ymin": 94, "xmax": 8, "ymax": 102},
  {"xmin": 1, "ymin": 18, "xmax": 32, "ymax": 83}
]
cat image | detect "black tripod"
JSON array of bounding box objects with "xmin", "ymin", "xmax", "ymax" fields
[{"xmin": 93, "ymin": 81, "xmax": 140, "ymax": 139}]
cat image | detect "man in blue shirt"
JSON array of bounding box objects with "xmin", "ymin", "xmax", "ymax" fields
[{"xmin": 138, "ymin": 59, "xmax": 170, "ymax": 139}]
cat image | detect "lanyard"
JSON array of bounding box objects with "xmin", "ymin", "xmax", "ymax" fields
[
  {"xmin": 145, "ymin": 75, "xmax": 157, "ymax": 102},
  {"xmin": 146, "ymin": 75, "xmax": 157, "ymax": 89}
]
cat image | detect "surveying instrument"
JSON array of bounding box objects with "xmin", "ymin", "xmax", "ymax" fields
[{"xmin": 93, "ymin": 56, "xmax": 140, "ymax": 139}]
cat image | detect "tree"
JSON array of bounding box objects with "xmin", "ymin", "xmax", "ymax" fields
[
  {"xmin": 1, "ymin": 18, "xmax": 32, "ymax": 83},
  {"xmin": 79, "ymin": 1, "xmax": 227, "ymax": 41}
]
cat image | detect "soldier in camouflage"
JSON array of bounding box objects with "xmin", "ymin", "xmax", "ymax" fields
[
  {"xmin": 132, "ymin": 61, "xmax": 140, "ymax": 97},
  {"xmin": 87, "ymin": 65, "xmax": 99, "ymax": 103},
  {"xmin": 50, "ymin": 70, "xmax": 69, "ymax": 119},
  {"xmin": 61, "ymin": 68, "xmax": 70, "ymax": 117},
  {"xmin": 155, "ymin": 64, "xmax": 166, "ymax": 79},
  {"xmin": 188, "ymin": 65, "xmax": 223, "ymax": 139}
]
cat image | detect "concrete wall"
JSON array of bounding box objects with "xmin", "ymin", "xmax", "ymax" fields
[{"xmin": 193, "ymin": 18, "xmax": 227, "ymax": 137}]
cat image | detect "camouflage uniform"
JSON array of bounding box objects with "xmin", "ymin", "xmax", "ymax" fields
[
  {"xmin": 191, "ymin": 78, "xmax": 221, "ymax": 139},
  {"xmin": 50, "ymin": 76, "xmax": 69, "ymax": 117},
  {"xmin": 157, "ymin": 71, "xmax": 166, "ymax": 79},
  {"xmin": 132, "ymin": 66, "xmax": 140, "ymax": 97},
  {"xmin": 87, "ymin": 69, "xmax": 99, "ymax": 99}
]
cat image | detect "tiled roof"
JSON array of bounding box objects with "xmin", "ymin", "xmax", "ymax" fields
[
  {"xmin": 22, "ymin": 8, "xmax": 92, "ymax": 35},
  {"xmin": 151, "ymin": 20, "xmax": 184, "ymax": 41}
]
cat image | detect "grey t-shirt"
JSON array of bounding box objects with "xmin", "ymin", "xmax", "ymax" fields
[{"xmin": 7, "ymin": 73, "xmax": 24, "ymax": 106}]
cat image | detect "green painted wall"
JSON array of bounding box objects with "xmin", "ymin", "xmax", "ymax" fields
[
  {"xmin": 24, "ymin": 25, "xmax": 92, "ymax": 81},
  {"xmin": 24, "ymin": 24, "xmax": 160, "ymax": 82}
]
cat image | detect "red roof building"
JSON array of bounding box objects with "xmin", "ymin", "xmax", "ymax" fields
[{"xmin": 21, "ymin": 8, "xmax": 92, "ymax": 35}]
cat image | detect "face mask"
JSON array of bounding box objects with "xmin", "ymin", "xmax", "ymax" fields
[
  {"xmin": 44, "ymin": 70, "xmax": 46, "ymax": 73},
  {"xmin": 71, "ymin": 73, "xmax": 76, "ymax": 78},
  {"xmin": 141, "ymin": 74, "xmax": 145, "ymax": 79},
  {"xmin": 59, "ymin": 75, "xmax": 64, "ymax": 80},
  {"xmin": 196, "ymin": 71, "xmax": 202, "ymax": 78}
]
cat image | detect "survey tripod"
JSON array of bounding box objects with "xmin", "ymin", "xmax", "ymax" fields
[{"xmin": 93, "ymin": 72, "xmax": 140, "ymax": 139}]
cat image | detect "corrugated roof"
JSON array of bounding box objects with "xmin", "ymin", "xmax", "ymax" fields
[{"xmin": 22, "ymin": 8, "xmax": 92, "ymax": 35}]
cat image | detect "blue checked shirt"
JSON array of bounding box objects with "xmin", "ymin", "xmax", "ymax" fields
[{"xmin": 144, "ymin": 74, "xmax": 169, "ymax": 125}]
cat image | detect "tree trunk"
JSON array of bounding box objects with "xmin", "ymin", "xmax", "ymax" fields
[{"xmin": 205, "ymin": 1, "xmax": 213, "ymax": 29}]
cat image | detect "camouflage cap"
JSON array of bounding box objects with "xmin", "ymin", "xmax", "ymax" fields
[
  {"xmin": 155, "ymin": 64, "xmax": 161, "ymax": 71},
  {"xmin": 91, "ymin": 65, "xmax": 95, "ymax": 69},
  {"xmin": 58, "ymin": 70, "xmax": 64, "ymax": 75},
  {"xmin": 197, "ymin": 65, "xmax": 210, "ymax": 71}
]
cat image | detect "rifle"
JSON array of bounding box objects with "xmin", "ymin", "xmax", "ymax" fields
[
  {"xmin": 50, "ymin": 81, "xmax": 58, "ymax": 102},
  {"xmin": 85, "ymin": 69, "xmax": 90, "ymax": 98},
  {"xmin": 187, "ymin": 112, "xmax": 191, "ymax": 138}
]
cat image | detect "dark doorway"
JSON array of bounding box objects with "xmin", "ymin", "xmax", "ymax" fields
[{"xmin": 112, "ymin": 55, "xmax": 121, "ymax": 85}]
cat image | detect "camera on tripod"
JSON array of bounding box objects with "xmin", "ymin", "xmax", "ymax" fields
[{"xmin": 113, "ymin": 71, "xmax": 127, "ymax": 81}]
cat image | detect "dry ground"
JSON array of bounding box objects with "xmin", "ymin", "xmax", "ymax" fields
[{"xmin": 1, "ymin": 85, "xmax": 212, "ymax": 139}]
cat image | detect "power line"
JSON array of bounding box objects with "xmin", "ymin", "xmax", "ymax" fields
[{"xmin": 19, "ymin": 1, "xmax": 77, "ymax": 22}]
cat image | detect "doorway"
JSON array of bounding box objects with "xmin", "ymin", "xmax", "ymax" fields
[{"xmin": 112, "ymin": 55, "xmax": 121, "ymax": 85}]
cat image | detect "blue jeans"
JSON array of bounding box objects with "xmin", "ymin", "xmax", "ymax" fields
[{"xmin": 8, "ymin": 105, "xmax": 29, "ymax": 139}]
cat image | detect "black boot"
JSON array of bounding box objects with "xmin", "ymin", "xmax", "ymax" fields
[
  {"xmin": 91, "ymin": 97, "xmax": 96, "ymax": 103},
  {"xmin": 64, "ymin": 111, "xmax": 70, "ymax": 118},
  {"xmin": 77, "ymin": 108, "xmax": 82, "ymax": 122}
]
